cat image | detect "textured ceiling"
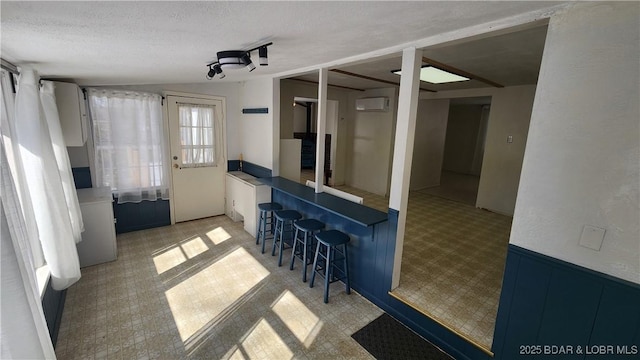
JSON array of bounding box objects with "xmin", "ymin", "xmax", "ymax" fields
[
  {"xmin": 1, "ymin": 1, "xmax": 561, "ymax": 86},
  {"xmin": 291, "ymin": 24, "xmax": 549, "ymax": 91}
]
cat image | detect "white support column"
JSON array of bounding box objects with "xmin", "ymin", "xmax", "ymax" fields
[
  {"xmin": 388, "ymin": 47, "xmax": 422, "ymax": 289},
  {"xmin": 272, "ymin": 78, "xmax": 281, "ymax": 176},
  {"xmin": 314, "ymin": 68, "xmax": 328, "ymax": 193}
]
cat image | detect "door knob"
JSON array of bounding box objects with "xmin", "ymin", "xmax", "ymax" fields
[{"xmin": 173, "ymin": 164, "xmax": 179, "ymax": 169}]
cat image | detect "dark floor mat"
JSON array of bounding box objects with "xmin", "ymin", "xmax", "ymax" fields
[{"xmin": 351, "ymin": 313, "xmax": 453, "ymax": 360}]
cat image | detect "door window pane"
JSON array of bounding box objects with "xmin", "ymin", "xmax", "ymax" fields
[{"xmin": 178, "ymin": 105, "xmax": 216, "ymax": 167}]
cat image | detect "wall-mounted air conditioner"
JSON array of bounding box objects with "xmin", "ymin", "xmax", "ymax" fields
[{"xmin": 355, "ymin": 97, "xmax": 389, "ymax": 112}]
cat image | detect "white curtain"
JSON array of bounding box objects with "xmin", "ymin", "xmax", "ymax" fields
[
  {"xmin": 1, "ymin": 136, "xmax": 56, "ymax": 360},
  {"xmin": 178, "ymin": 104, "xmax": 220, "ymax": 167},
  {"xmin": 41, "ymin": 80, "xmax": 84, "ymax": 243},
  {"xmin": 0, "ymin": 70, "xmax": 45, "ymax": 268},
  {"xmin": 87, "ymin": 88, "xmax": 169, "ymax": 203},
  {"xmin": 13, "ymin": 69, "xmax": 80, "ymax": 290}
]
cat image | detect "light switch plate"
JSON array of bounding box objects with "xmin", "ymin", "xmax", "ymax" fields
[{"xmin": 579, "ymin": 225, "xmax": 606, "ymax": 251}]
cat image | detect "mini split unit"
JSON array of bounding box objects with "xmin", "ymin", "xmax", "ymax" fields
[{"xmin": 355, "ymin": 97, "xmax": 389, "ymax": 112}]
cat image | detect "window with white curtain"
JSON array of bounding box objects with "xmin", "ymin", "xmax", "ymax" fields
[
  {"xmin": 178, "ymin": 104, "xmax": 217, "ymax": 167},
  {"xmin": 87, "ymin": 89, "xmax": 169, "ymax": 203}
]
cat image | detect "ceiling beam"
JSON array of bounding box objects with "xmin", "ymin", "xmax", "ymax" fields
[
  {"xmin": 422, "ymin": 56, "xmax": 504, "ymax": 88},
  {"xmin": 330, "ymin": 69, "xmax": 436, "ymax": 93},
  {"xmin": 289, "ymin": 77, "xmax": 365, "ymax": 92}
]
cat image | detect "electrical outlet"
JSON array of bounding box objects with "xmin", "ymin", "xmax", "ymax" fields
[{"xmin": 579, "ymin": 225, "xmax": 606, "ymax": 251}]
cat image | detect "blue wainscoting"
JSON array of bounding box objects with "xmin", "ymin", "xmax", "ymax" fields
[
  {"xmin": 71, "ymin": 167, "xmax": 92, "ymax": 189},
  {"xmin": 42, "ymin": 279, "xmax": 66, "ymax": 348},
  {"xmin": 112, "ymin": 199, "xmax": 171, "ymax": 234},
  {"xmin": 492, "ymin": 244, "xmax": 640, "ymax": 360}
]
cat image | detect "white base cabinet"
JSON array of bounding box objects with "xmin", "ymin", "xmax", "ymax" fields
[
  {"xmin": 76, "ymin": 187, "xmax": 117, "ymax": 268},
  {"xmin": 225, "ymin": 172, "xmax": 271, "ymax": 237}
]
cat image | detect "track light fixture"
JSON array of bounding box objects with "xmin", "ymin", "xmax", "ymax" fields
[
  {"xmin": 259, "ymin": 46, "xmax": 268, "ymax": 66},
  {"xmin": 206, "ymin": 64, "xmax": 225, "ymax": 80},
  {"xmin": 206, "ymin": 42, "xmax": 272, "ymax": 80}
]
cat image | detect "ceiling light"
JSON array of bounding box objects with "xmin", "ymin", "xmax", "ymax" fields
[
  {"xmin": 393, "ymin": 66, "xmax": 470, "ymax": 84},
  {"xmin": 241, "ymin": 53, "xmax": 256, "ymax": 72},
  {"xmin": 259, "ymin": 46, "xmax": 268, "ymax": 66},
  {"xmin": 217, "ymin": 50, "xmax": 247, "ymax": 70},
  {"xmin": 206, "ymin": 66, "xmax": 216, "ymax": 80},
  {"xmin": 213, "ymin": 64, "xmax": 225, "ymax": 79},
  {"xmin": 206, "ymin": 42, "xmax": 272, "ymax": 80}
]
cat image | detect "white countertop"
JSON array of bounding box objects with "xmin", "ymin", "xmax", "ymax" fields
[
  {"xmin": 76, "ymin": 187, "xmax": 113, "ymax": 204},
  {"xmin": 227, "ymin": 171, "xmax": 264, "ymax": 186}
]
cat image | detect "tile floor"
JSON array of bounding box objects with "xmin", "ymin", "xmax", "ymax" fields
[
  {"xmin": 420, "ymin": 171, "xmax": 481, "ymax": 206},
  {"xmin": 331, "ymin": 176, "xmax": 511, "ymax": 350},
  {"xmin": 55, "ymin": 215, "xmax": 382, "ymax": 360},
  {"xmin": 392, "ymin": 190, "xmax": 512, "ymax": 350}
]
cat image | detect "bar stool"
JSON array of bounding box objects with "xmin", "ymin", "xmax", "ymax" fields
[
  {"xmin": 290, "ymin": 219, "xmax": 325, "ymax": 282},
  {"xmin": 310, "ymin": 230, "xmax": 351, "ymax": 303},
  {"xmin": 272, "ymin": 210, "xmax": 302, "ymax": 266},
  {"xmin": 256, "ymin": 202, "xmax": 283, "ymax": 254}
]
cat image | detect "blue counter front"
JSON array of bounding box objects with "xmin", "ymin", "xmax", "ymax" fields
[{"xmin": 257, "ymin": 176, "xmax": 395, "ymax": 304}]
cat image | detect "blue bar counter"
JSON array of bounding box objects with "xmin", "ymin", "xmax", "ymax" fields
[
  {"xmin": 257, "ymin": 176, "xmax": 388, "ymax": 227},
  {"xmin": 257, "ymin": 176, "xmax": 396, "ymax": 305}
]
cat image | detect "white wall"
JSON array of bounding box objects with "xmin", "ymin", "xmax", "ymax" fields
[
  {"xmin": 423, "ymin": 85, "xmax": 536, "ymax": 214},
  {"xmin": 476, "ymin": 85, "xmax": 536, "ymax": 215},
  {"xmin": 292, "ymin": 102, "xmax": 309, "ymax": 134},
  {"xmin": 239, "ymin": 78, "xmax": 276, "ymax": 170},
  {"xmin": 442, "ymin": 104, "xmax": 485, "ymax": 174},
  {"xmin": 511, "ymin": 2, "xmax": 640, "ymax": 284},
  {"xmin": 410, "ymin": 99, "xmax": 449, "ymax": 190},
  {"xmin": 347, "ymin": 87, "xmax": 398, "ymax": 196}
]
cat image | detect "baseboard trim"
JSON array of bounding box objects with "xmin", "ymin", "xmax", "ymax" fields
[{"xmin": 388, "ymin": 290, "xmax": 495, "ymax": 357}]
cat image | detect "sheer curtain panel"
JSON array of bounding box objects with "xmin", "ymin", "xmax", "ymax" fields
[
  {"xmin": 1, "ymin": 137, "xmax": 56, "ymax": 359},
  {"xmin": 88, "ymin": 89, "xmax": 169, "ymax": 203},
  {"xmin": 0, "ymin": 69, "xmax": 44, "ymax": 268},
  {"xmin": 0, "ymin": 67, "xmax": 56, "ymax": 358},
  {"xmin": 13, "ymin": 69, "xmax": 81, "ymax": 290},
  {"xmin": 41, "ymin": 80, "xmax": 84, "ymax": 242},
  {"xmin": 178, "ymin": 104, "xmax": 221, "ymax": 167}
]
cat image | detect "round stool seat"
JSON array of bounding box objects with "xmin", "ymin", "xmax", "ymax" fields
[
  {"xmin": 258, "ymin": 202, "xmax": 283, "ymax": 211},
  {"xmin": 294, "ymin": 219, "xmax": 325, "ymax": 232},
  {"xmin": 274, "ymin": 210, "xmax": 302, "ymax": 221},
  {"xmin": 315, "ymin": 230, "xmax": 350, "ymax": 246}
]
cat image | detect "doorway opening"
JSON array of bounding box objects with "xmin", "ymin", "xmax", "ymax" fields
[
  {"xmin": 279, "ymin": 91, "xmax": 339, "ymax": 187},
  {"xmin": 421, "ymin": 97, "xmax": 491, "ymax": 206}
]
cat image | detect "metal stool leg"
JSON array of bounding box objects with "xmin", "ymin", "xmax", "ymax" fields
[
  {"xmin": 271, "ymin": 218, "xmax": 282, "ymax": 256},
  {"xmin": 302, "ymin": 231, "xmax": 310, "ymax": 282},
  {"xmin": 277, "ymin": 220, "xmax": 289, "ymax": 267},
  {"xmin": 290, "ymin": 227, "xmax": 300, "ymax": 270},
  {"xmin": 256, "ymin": 210, "xmax": 263, "ymax": 245},
  {"xmin": 309, "ymin": 241, "xmax": 321, "ymax": 288},
  {"xmin": 343, "ymin": 244, "xmax": 351, "ymax": 294},
  {"xmin": 260, "ymin": 213, "xmax": 268, "ymax": 253},
  {"xmin": 323, "ymin": 244, "xmax": 331, "ymax": 303}
]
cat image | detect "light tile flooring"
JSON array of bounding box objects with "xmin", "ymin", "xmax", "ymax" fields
[
  {"xmin": 421, "ymin": 171, "xmax": 481, "ymax": 206},
  {"xmin": 55, "ymin": 215, "xmax": 382, "ymax": 360},
  {"xmin": 330, "ymin": 176, "xmax": 511, "ymax": 351},
  {"xmin": 393, "ymin": 190, "xmax": 512, "ymax": 350}
]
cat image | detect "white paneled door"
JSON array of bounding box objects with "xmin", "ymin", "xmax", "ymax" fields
[{"xmin": 166, "ymin": 94, "xmax": 226, "ymax": 222}]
